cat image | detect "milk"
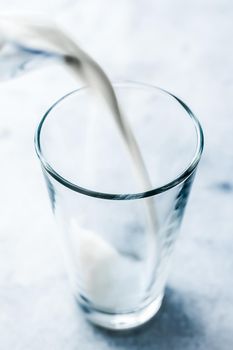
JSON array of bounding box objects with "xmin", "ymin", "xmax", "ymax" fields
[
  {"xmin": 69, "ymin": 221, "xmax": 144, "ymax": 310},
  {"xmin": 0, "ymin": 15, "xmax": 157, "ymax": 306}
]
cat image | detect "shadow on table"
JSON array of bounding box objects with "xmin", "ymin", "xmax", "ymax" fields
[{"xmin": 95, "ymin": 287, "xmax": 204, "ymax": 349}]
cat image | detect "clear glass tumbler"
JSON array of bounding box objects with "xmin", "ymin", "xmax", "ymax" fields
[{"xmin": 35, "ymin": 82, "xmax": 204, "ymax": 330}]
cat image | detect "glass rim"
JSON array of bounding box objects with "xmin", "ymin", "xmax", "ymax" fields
[{"xmin": 34, "ymin": 81, "xmax": 204, "ymax": 200}]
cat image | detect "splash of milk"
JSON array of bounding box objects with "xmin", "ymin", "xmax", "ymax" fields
[
  {"xmin": 0, "ymin": 15, "xmax": 158, "ymax": 305},
  {"xmin": 67, "ymin": 220, "xmax": 144, "ymax": 310}
]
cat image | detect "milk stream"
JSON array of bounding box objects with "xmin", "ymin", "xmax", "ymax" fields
[{"xmin": 0, "ymin": 16, "xmax": 158, "ymax": 305}]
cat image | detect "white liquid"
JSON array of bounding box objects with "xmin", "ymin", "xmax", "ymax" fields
[
  {"xmin": 69, "ymin": 221, "xmax": 144, "ymax": 310},
  {"xmin": 0, "ymin": 15, "xmax": 157, "ymax": 308}
]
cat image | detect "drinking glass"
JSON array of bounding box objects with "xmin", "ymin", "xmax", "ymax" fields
[{"xmin": 35, "ymin": 81, "xmax": 204, "ymax": 330}]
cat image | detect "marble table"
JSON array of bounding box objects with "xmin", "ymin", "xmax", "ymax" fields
[{"xmin": 0, "ymin": 1, "xmax": 233, "ymax": 349}]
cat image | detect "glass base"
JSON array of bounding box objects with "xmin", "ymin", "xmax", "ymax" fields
[{"xmin": 77, "ymin": 294, "xmax": 164, "ymax": 330}]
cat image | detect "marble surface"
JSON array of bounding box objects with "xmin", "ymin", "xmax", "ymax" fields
[{"xmin": 0, "ymin": 0, "xmax": 233, "ymax": 349}]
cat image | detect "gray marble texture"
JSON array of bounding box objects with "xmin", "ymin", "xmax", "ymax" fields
[{"xmin": 0, "ymin": 0, "xmax": 233, "ymax": 349}]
